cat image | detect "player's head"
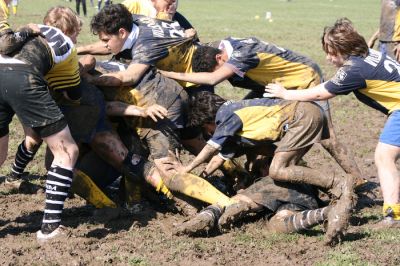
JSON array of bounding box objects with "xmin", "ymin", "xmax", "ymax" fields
[
  {"xmin": 322, "ymin": 18, "xmax": 368, "ymax": 67},
  {"xmin": 43, "ymin": 6, "xmax": 82, "ymax": 44},
  {"xmin": 91, "ymin": 4, "xmax": 133, "ymax": 54},
  {"xmin": 188, "ymin": 91, "xmax": 226, "ymax": 134},
  {"xmin": 193, "ymin": 45, "xmax": 228, "ymax": 73}
]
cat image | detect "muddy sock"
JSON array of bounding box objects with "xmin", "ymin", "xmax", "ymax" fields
[
  {"xmin": 383, "ymin": 203, "xmax": 400, "ymax": 220},
  {"xmin": 9, "ymin": 140, "xmax": 37, "ymax": 179},
  {"xmin": 41, "ymin": 165, "xmax": 73, "ymax": 234},
  {"xmin": 283, "ymin": 207, "xmax": 330, "ymax": 232}
]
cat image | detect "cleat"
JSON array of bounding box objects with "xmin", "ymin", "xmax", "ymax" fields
[
  {"xmin": 369, "ymin": 216, "xmax": 400, "ymax": 230},
  {"xmin": 174, "ymin": 205, "xmax": 222, "ymax": 236},
  {"xmin": 36, "ymin": 225, "xmax": 69, "ymax": 244},
  {"xmin": 218, "ymin": 201, "xmax": 252, "ymax": 232}
]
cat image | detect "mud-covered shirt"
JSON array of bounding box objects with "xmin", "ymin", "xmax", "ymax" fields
[
  {"xmin": 207, "ymin": 98, "xmax": 297, "ymax": 159},
  {"xmin": 380, "ymin": 0, "xmax": 400, "ymax": 42},
  {"xmin": 220, "ymin": 37, "xmax": 323, "ymax": 92},
  {"xmin": 325, "ymin": 49, "xmax": 400, "ymax": 114},
  {"xmin": 128, "ymin": 15, "xmax": 197, "ymax": 88},
  {"xmin": 39, "ymin": 25, "xmax": 80, "ymax": 92}
]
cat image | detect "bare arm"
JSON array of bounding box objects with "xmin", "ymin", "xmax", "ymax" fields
[
  {"xmin": 367, "ymin": 29, "xmax": 380, "ymax": 48},
  {"xmin": 106, "ymin": 101, "xmax": 167, "ymax": 122},
  {"xmin": 264, "ymin": 81, "xmax": 335, "ymax": 101},
  {"xmin": 183, "ymin": 144, "xmax": 219, "ymax": 173},
  {"xmin": 159, "ymin": 65, "xmax": 235, "ymax": 86},
  {"xmin": 87, "ymin": 63, "xmax": 150, "ymax": 87},
  {"xmin": 77, "ymin": 41, "xmax": 111, "ymax": 55},
  {"xmin": 201, "ymin": 155, "xmax": 225, "ymax": 178}
]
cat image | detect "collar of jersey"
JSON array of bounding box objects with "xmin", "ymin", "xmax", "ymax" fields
[
  {"xmin": 219, "ymin": 40, "xmax": 234, "ymax": 59},
  {"xmin": 120, "ymin": 24, "xmax": 139, "ymax": 52}
]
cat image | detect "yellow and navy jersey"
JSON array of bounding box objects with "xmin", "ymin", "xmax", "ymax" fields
[
  {"xmin": 380, "ymin": 0, "xmax": 400, "ymax": 42},
  {"xmin": 325, "ymin": 49, "xmax": 400, "ymax": 114},
  {"xmin": 0, "ymin": 0, "xmax": 10, "ymax": 33},
  {"xmin": 207, "ymin": 98, "xmax": 297, "ymax": 159},
  {"xmin": 129, "ymin": 14, "xmax": 197, "ymax": 88},
  {"xmin": 221, "ymin": 37, "xmax": 323, "ymax": 91},
  {"xmin": 122, "ymin": 0, "xmax": 193, "ymax": 30},
  {"xmin": 39, "ymin": 25, "xmax": 80, "ymax": 91}
]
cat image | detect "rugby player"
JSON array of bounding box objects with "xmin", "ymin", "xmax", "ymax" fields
[
  {"xmin": 172, "ymin": 91, "xmax": 355, "ymax": 245},
  {"xmin": 265, "ymin": 18, "xmax": 400, "ymax": 228},
  {"xmin": 160, "ymin": 36, "xmax": 365, "ymax": 188}
]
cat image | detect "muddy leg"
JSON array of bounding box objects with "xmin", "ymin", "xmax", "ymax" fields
[
  {"xmin": 320, "ymin": 110, "xmax": 364, "ymax": 187},
  {"xmin": 269, "ymin": 147, "xmax": 355, "ymax": 246}
]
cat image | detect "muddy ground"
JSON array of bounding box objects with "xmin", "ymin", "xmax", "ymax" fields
[{"xmin": 1, "ymin": 95, "xmax": 400, "ymax": 266}]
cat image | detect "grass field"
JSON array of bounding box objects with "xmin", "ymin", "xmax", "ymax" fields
[{"xmin": 2, "ymin": 1, "xmax": 400, "ymax": 265}]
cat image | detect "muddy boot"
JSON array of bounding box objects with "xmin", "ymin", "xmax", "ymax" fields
[
  {"xmin": 218, "ymin": 201, "xmax": 252, "ymax": 232},
  {"xmin": 3, "ymin": 175, "xmax": 41, "ymax": 194},
  {"xmin": 369, "ymin": 206, "xmax": 400, "ymax": 230},
  {"xmin": 174, "ymin": 205, "xmax": 222, "ymax": 236},
  {"xmin": 324, "ymin": 174, "xmax": 356, "ymax": 246},
  {"xmin": 173, "ymin": 196, "xmax": 199, "ymax": 217}
]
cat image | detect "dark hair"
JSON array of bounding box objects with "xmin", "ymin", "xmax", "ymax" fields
[
  {"xmin": 192, "ymin": 45, "xmax": 223, "ymax": 72},
  {"xmin": 188, "ymin": 91, "xmax": 226, "ymax": 127},
  {"xmin": 90, "ymin": 4, "xmax": 133, "ymax": 35},
  {"xmin": 322, "ymin": 17, "xmax": 368, "ymax": 58}
]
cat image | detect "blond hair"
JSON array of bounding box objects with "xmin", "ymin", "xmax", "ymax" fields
[{"xmin": 43, "ymin": 6, "xmax": 82, "ymax": 37}]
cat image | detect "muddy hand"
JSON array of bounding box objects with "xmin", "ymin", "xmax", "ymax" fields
[
  {"xmin": 144, "ymin": 104, "xmax": 168, "ymax": 122},
  {"xmin": 264, "ymin": 82, "xmax": 286, "ymax": 98}
]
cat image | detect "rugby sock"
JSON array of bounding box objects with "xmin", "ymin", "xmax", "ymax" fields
[
  {"xmin": 383, "ymin": 203, "xmax": 400, "ymax": 220},
  {"xmin": 283, "ymin": 207, "xmax": 330, "ymax": 232},
  {"xmin": 165, "ymin": 173, "xmax": 236, "ymax": 207},
  {"xmin": 41, "ymin": 165, "xmax": 73, "ymax": 234},
  {"xmin": 9, "ymin": 140, "xmax": 38, "ymax": 179},
  {"xmin": 155, "ymin": 179, "xmax": 173, "ymax": 199}
]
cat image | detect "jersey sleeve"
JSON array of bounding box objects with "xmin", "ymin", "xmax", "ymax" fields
[
  {"xmin": 207, "ymin": 106, "xmax": 243, "ymax": 150},
  {"xmin": 225, "ymin": 42, "xmax": 260, "ymax": 78},
  {"xmin": 324, "ymin": 64, "xmax": 366, "ymax": 95}
]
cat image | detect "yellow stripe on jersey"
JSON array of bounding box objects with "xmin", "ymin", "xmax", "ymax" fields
[
  {"xmin": 45, "ymin": 48, "xmax": 80, "ymax": 91},
  {"xmin": 234, "ymin": 103, "xmax": 297, "ymax": 141},
  {"xmin": 394, "ymin": 9, "xmax": 400, "ymax": 41},
  {"xmin": 245, "ymin": 52, "xmax": 321, "ymax": 90},
  {"xmin": 364, "ymin": 80, "xmax": 400, "ymax": 113},
  {"xmin": 0, "ymin": 0, "xmax": 10, "ymax": 32},
  {"xmin": 122, "ymin": 0, "xmax": 170, "ymax": 20},
  {"xmin": 156, "ymin": 43, "xmax": 197, "ymax": 88}
]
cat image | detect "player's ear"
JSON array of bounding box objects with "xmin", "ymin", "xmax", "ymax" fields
[
  {"xmin": 215, "ymin": 53, "xmax": 223, "ymax": 64},
  {"xmin": 118, "ymin": 28, "xmax": 129, "ymax": 39}
]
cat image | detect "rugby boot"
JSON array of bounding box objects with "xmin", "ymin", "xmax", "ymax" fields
[
  {"xmin": 37, "ymin": 225, "xmax": 70, "ymax": 245},
  {"xmin": 174, "ymin": 205, "xmax": 222, "ymax": 236},
  {"xmin": 218, "ymin": 201, "xmax": 252, "ymax": 232}
]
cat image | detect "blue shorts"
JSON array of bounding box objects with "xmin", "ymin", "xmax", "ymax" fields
[{"xmin": 380, "ymin": 110, "xmax": 400, "ymax": 147}]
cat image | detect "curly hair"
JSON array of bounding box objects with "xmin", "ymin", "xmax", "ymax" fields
[
  {"xmin": 43, "ymin": 6, "xmax": 82, "ymax": 37},
  {"xmin": 192, "ymin": 45, "xmax": 223, "ymax": 73},
  {"xmin": 90, "ymin": 4, "xmax": 133, "ymax": 35},
  {"xmin": 188, "ymin": 91, "xmax": 226, "ymax": 127},
  {"xmin": 322, "ymin": 17, "xmax": 368, "ymax": 58}
]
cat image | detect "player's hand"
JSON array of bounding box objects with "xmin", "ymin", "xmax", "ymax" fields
[
  {"xmin": 158, "ymin": 70, "xmax": 173, "ymax": 78},
  {"xmin": 264, "ymin": 82, "xmax": 287, "ymax": 99},
  {"xmin": 184, "ymin": 28, "xmax": 197, "ymax": 39},
  {"xmin": 26, "ymin": 23, "xmax": 45, "ymax": 38},
  {"xmin": 143, "ymin": 104, "xmax": 168, "ymax": 122}
]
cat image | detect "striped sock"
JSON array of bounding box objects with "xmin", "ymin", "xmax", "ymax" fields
[
  {"xmin": 283, "ymin": 207, "xmax": 330, "ymax": 232},
  {"xmin": 9, "ymin": 141, "xmax": 37, "ymax": 178},
  {"xmin": 41, "ymin": 165, "xmax": 73, "ymax": 234}
]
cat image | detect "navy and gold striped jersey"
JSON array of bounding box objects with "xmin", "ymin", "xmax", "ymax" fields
[
  {"xmin": 221, "ymin": 37, "xmax": 323, "ymax": 91},
  {"xmin": 207, "ymin": 98, "xmax": 297, "ymax": 159},
  {"xmin": 380, "ymin": 0, "xmax": 400, "ymax": 42},
  {"xmin": 325, "ymin": 49, "xmax": 400, "ymax": 114},
  {"xmin": 129, "ymin": 14, "xmax": 197, "ymax": 88},
  {"xmin": 39, "ymin": 25, "xmax": 80, "ymax": 92},
  {"xmin": 0, "ymin": 0, "xmax": 10, "ymax": 33}
]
